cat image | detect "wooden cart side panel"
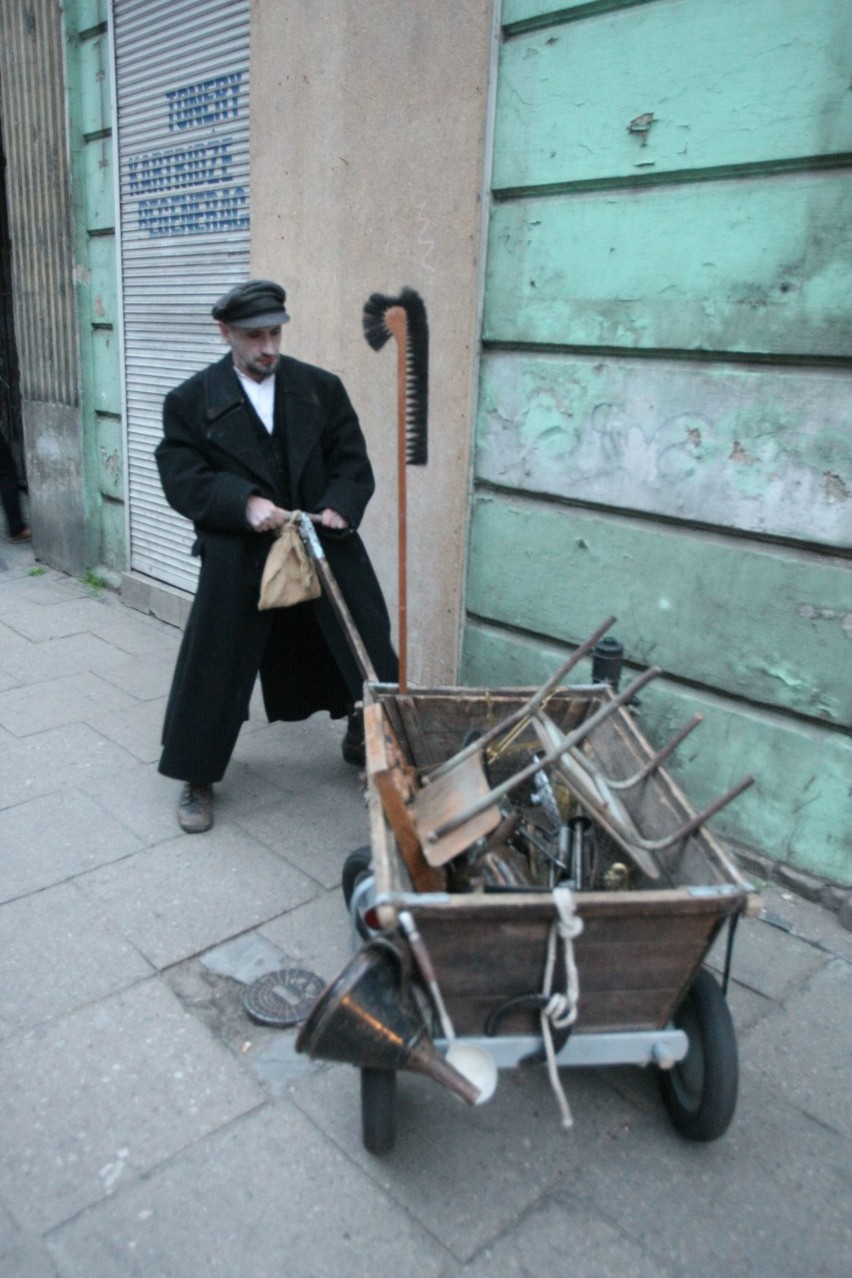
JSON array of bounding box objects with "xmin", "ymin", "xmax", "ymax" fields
[
  {"xmin": 412, "ymin": 894, "xmax": 735, "ymax": 1035},
  {"xmin": 364, "ymin": 702, "xmax": 446, "ymax": 893},
  {"xmin": 377, "ymin": 687, "xmax": 600, "ymax": 774}
]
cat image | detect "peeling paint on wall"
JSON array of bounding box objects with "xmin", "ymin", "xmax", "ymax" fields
[
  {"xmin": 824, "ymin": 471, "xmax": 849, "ymax": 503},
  {"xmin": 476, "ymin": 353, "xmax": 852, "ymax": 546},
  {"xmin": 797, "ymin": 604, "xmax": 852, "ymax": 640}
]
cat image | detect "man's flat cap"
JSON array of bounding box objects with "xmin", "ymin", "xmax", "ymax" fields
[{"xmin": 212, "ymin": 279, "xmax": 290, "ymax": 327}]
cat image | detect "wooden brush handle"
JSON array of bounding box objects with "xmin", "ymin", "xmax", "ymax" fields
[{"xmin": 385, "ymin": 306, "xmax": 409, "ymax": 693}]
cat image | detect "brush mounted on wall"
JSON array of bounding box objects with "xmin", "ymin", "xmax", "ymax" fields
[{"xmin": 362, "ymin": 287, "xmax": 429, "ymax": 693}]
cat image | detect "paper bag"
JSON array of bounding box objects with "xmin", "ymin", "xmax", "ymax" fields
[{"xmin": 258, "ymin": 513, "xmax": 321, "ymax": 610}]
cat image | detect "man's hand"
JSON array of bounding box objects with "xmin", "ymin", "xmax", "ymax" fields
[
  {"xmin": 316, "ymin": 508, "xmax": 349, "ymax": 531},
  {"xmin": 246, "ymin": 495, "xmax": 288, "ymax": 532}
]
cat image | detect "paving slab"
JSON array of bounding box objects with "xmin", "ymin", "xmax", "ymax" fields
[
  {"xmin": 94, "ymin": 651, "xmax": 177, "ymax": 702},
  {"xmin": 0, "ymin": 978, "xmax": 264, "ymax": 1233},
  {"xmin": 0, "ymin": 670, "xmax": 139, "ymax": 738},
  {"xmin": 81, "ymin": 761, "xmax": 190, "ymax": 845},
  {"xmin": 290, "ymin": 1060, "xmax": 643, "ymax": 1264},
  {"xmin": 0, "ymin": 569, "xmax": 90, "ymax": 612},
  {"xmin": 201, "ymin": 753, "xmax": 301, "ymax": 825},
  {"xmin": 0, "ymin": 595, "xmax": 116, "ymax": 643},
  {"xmin": 0, "ymin": 881, "xmax": 152, "ymax": 1034},
  {"xmin": 0, "ymin": 789, "xmax": 144, "ymax": 901},
  {"xmin": 84, "ymin": 694, "xmax": 167, "ymax": 764},
  {"xmin": 740, "ymin": 957, "xmax": 852, "ymax": 1139},
  {"xmin": 0, "ymin": 626, "xmax": 130, "ymax": 685},
  {"xmin": 230, "ymin": 709, "xmax": 353, "ymax": 780},
  {"xmin": 0, "ymin": 1201, "xmax": 58, "ymax": 1278},
  {"xmin": 706, "ymin": 909, "xmax": 829, "ymax": 1001},
  {"xmin": 200, "ymin": 932, "xmax": 288, "ymax": 985},
  {"xmin": 756, "ymin": 882, "xmax": 852, "ymax": 962},
  {"xmin": 462, "ymin": 1190, "xmax": 671, "ymax": 1278},
  {"xmin": 248, "ymin": 1032, "xmax": 328, "ymax": 1097},
  {"xmin": 77, "ymin": 826, "xmax": 320, "ymax": 969},
  {"xmin": 0, "ymin": 667, "xmax": 18, "ymax": 695},
  {"xmin": 88, "ymin": 610, "xmax": 182, "ymax": 659},
  {"xmin": 571, "ymin": 1074, "xmax": 852, "ymax": 1278},
  {"xmin": 0, "ymin": 541, "xmax": 36, "ymax": 574},
  {"xmin": 165, "ymin": 953, "xmax": 285, "ymax": 1064},
  {"xmin": 0, "ymin": 722, "xmax": 141, "ymax": 809},
  {"xmin": 259, "ymin": 886, "xmax": 354, "ymax": 981},
  {"xmin": 46, "ymin": 1104, "xmax": 450, "ymax": 1278},
  {"xmin": 237, "ymin": 775, "xmax": 371, "ymax": 890}
]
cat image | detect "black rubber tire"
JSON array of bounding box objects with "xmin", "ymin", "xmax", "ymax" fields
[
  {"xmin": 361, "ymin": 1067, "xmax": 397, "ymax": 1155},
  {"xmin": 341, "ymin": 846, "xmax": 372, "ymax": 940},
  {"xmin": 658, "ymin": 967, "xmax": 738, "ymax": 1142}
]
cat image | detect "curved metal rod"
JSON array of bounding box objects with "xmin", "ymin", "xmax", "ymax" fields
[
  {"xmin": 553, "ymin": 744, "xmax": 754, "ymax": 854},
  {"xmin": 638, "ymin": 775, "xmax": 756, "ymax": 853},
  {"xmin": 605, "ymin": 714, "xmax": 704, "ymax": 790}
]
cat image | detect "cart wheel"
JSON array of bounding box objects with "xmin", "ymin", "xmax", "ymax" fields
[
  {"xmin": 361, "ymin": 1067, "xmax": 397, "ymax": 1155},
  {"xmin": 342, "ymin": 846, "xmax": 373, "ymax": 940},
  {"xmin": 658, "ymin": 967, "xmax": 738, "ymax": 1142}
]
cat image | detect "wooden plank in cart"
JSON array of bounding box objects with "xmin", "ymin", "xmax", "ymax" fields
[{"xmin": 364, "ymin": 702, "xmax": 445, "ymax": 893}]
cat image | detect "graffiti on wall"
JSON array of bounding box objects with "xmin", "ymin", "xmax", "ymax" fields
[{"xmin": 128, "ymin": 71, "xmax": 249, "ymax": 238}]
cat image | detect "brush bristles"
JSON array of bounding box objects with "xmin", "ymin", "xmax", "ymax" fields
[
  {"xmin": 362, "ymin": 287, "xmax": 429, "ymax": 466},
  {"xmin": 362, "ymin": 292, "xmax": 395, "ymax": 351}
]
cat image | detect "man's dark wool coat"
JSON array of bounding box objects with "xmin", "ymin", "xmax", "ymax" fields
[{"xmin": 156, "ymin": 352, "xmax": 398, "ymax": 783}]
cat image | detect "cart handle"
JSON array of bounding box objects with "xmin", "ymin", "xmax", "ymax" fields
[{"xmin": 296, "ymin": 512, "xmax": 378, "ymax": 683}]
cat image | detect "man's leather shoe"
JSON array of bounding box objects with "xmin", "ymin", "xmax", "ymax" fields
[
  {"xmin": 341, "ymin": 711, "xmax": 365, "ymax": 768},
  {"xmin": 177, "ymin": 782, "xmax": 214, "ymax": 833}
]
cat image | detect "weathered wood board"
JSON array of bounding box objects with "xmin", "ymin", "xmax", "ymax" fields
[
  {"xmin": 363, "ymin": 702, "xmax": 445, "ymax": 893},
  {"xmin": 462, "ymin": 621, "xmax": 852, "ymax": 885},
  {"xmin": 495, "ymin": 0, "xmax": 852, "ymax": 189},
  {"xmin": 466, "ymin": 494, "xmax": 852, "ymax": 727},
  {"xmin": 475, "ymin": 351, "xmax": 852, "ymax": 549},
  {"xmin": 483, "ymin": 171, "xmax": 852, "ymax": 357},
  {"xmin": 397, "ymin": 894, "xmax": 736, "ymax": 1037}
]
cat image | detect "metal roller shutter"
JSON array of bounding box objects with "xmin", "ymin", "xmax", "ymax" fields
[{"xmin": 113, "ymin": 0, "xmax": 250, "ymax": 591}]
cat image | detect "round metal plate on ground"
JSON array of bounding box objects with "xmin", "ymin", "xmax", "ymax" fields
[{"xmin": 243, "ymin": 968, "xmax": 325, "ymax": 1028}]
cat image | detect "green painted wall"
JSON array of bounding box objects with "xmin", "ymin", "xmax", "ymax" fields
[
  {"xmin": 464, "ymin": 0, "xmax": 852, "ymax": 884},
  {"xmin": 63, "ymin": 0, "xmax": 126, "ymax": 578}
]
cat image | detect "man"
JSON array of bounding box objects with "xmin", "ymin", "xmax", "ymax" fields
[
  {"xmin": 155, "ymin": 279, "xmax": 398, "ymax": 833},
  {"xmin": 0, "ymin": 432, "xmax": 30, "ymax": 542}
]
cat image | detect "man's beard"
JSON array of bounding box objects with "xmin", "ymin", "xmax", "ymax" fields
[{"xmin": 243, "ymin": 353, "xmax": 280, "ymax": 379}]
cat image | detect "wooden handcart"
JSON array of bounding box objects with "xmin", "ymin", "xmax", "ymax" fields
[{"xmin": 293, "ymin": 519, "xmax": 760, "ymax": 1153}]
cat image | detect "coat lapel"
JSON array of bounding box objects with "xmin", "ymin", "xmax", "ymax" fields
[
  {"xmin": 202, "ymin": 355, "xmax": 277, "ymax": 490},
  {"xmin": 277, "ymin": 357, "xmax": 324, "ymax": 498}
]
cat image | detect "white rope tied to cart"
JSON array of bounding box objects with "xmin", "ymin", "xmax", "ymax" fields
[{"xmin": 541, "ymin": 886, "xmax": 584, "ymax": 1129}]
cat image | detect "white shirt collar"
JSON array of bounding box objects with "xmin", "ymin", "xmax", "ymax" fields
[{"xmin": 235, "ymin": 367, "xmax": 275, "ymax": 433}]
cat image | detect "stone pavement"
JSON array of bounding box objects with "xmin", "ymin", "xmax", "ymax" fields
[{"xmin": 0, "ymin": 536, "xmax": 849, "ymax": 1278}]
